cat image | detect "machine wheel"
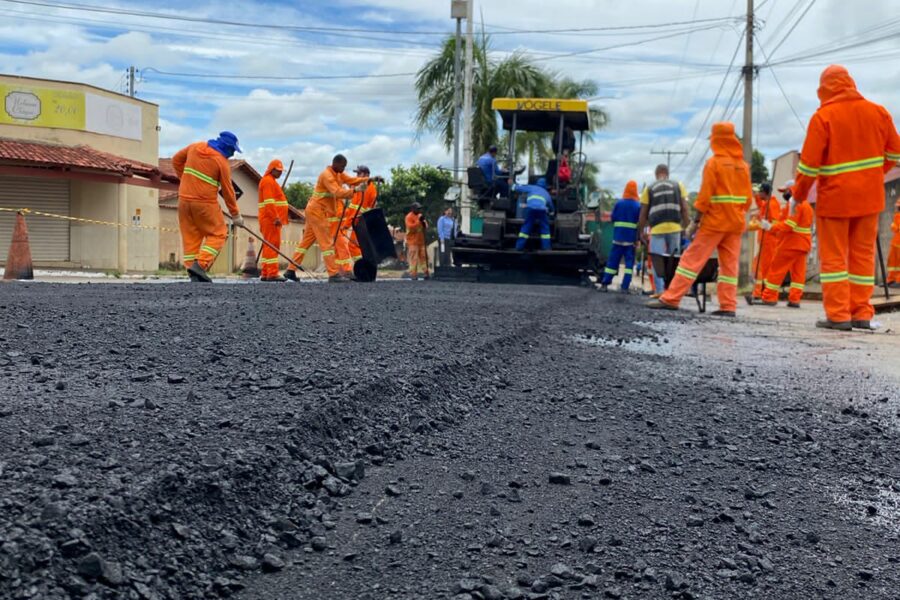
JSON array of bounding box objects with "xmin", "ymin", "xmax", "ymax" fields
[{"xmin": 353, "ymin": 259, "xmax": 378, "ymax": 282}]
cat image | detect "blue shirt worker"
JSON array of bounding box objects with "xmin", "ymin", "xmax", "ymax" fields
[
  {"xmin": 600, "ymin": 181, "xmax": 642, "ymax": 292},
  {"xmin": 477, "ymin": 145, "xmax": 510, "ymax": 197},
  {"xmin": 513, "ymin": 178, "xmax": 554, "ymax": 251},
  {"xmin": 436, "ymin": 207, "xmax": 458, "ymax": 267}
]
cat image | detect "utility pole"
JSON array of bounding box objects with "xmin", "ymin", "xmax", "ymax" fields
[
  {"xmin": 460, "ymin": 0, "xmax": 474, "ymax": 234},
  {"xmin": 650, "ymin": 149, "xmax": 687, "ymax": 171},
  {"xmin": 451, "ymin": 2, "xmax": 464, "ymax": 188},
  {"xmin": 740, "ymin": 0, "xmax": 756, "ymax": 286},
  {"xmin": 127, "ymin": 66, "xmax": 136, "ymax": 98}
]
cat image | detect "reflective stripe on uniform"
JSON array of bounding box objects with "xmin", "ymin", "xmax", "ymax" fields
[
  {"xmin": 604, "ymin": 267, "xmax": 617, "ymax": 275},
  {"xmin": 623, "ymin": 269, "xmax": 633, "ymax": 275},
  {"xmin": 887, "ymin": 152, "xmax": 900, "ymax": 161},
  {"xmin": 200, "ymin": 245, "xmax": 219, "ymax": 257},
  {"xmin": 184, "ymin": 167, "xmax": 219, "ymax": 188},
  {"xmin": 274, "ymin": 201, "xmax": 289, "ymax": 207},
  {"xmin": 790, "ymin": 282, "xmax": 805, "ymax": 290},
  {"xmin": 889, "ymin": 266, "xmax": 900, "ymax": 272},
  {"xmin": 322, "ymin": 249, "xmax": 335, "ymax": 256},
  {"xmin": 819, "ymin": 156, "xmax": 884, "ymax": 176},
  {"xmin": 764, "ymin": 280, "xmax": 780, "ymax": 291},
  {"xmin": 260, "ymin": 258, "xmax": 279, "ymax": 265},
  {"xmin": 820, "ymin": 271, "xmax": 849, "ymax": 283},
  {"xmin": 785, "ymin": 219, "xmax": 812, "ymax": 234},
  {"xmin": 797, "ymin": 161, "xmax": 819, "ymax": 177},
  {"xmin": 710, "ymin": 195, "xmax": 748, "ymax": 204},
  {"xmin": 614, "ymin": 221, "xmax": 637, "ymax": 229},
  {"xmin": 312, "ymin": 191, "xmax": 334, "ymax": 198},
  {"xmin": 518, "ymin": 232, "xmax": 529, "ymax": 238},
  {"xmin": 848, "ymin": 273, "xmax": 875, "ymax": 285},
  {"xmin": 540, "ymin": 234, "xmax": 551, "ymax": 239},
  {"xmin": 259, "ymin": 198, "xmax": 275, "ymax": 206},
  {"xmin": 718, "ymin": 274, "xmax": 738, "ymax": 285},
  {"xmin": 183, "ymin": 254, "xmax": 196, "ymax": 261},
  {"xmin": 328, "ymin": 217, "xmax": 341, "ymax": 223},
  {"xmin": 675, "ymin": 266, "xmax": 697, "ymax": 279}
]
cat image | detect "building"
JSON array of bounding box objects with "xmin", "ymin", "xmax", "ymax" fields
[
  {"xmin": 159, "ymin": 157, "xmax": 316, "ymax": 274},
  {"xmin": 0, "ymin": 74, "xmax": 176, "ymax": 272}
]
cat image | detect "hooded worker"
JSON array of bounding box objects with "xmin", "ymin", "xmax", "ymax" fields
[
  {"xmin": 757, "ymin": 180, "xmax": 814, "ymax": 308},
  {"xmin": 512, "ymin": 177, "xmax": 554, "ymax": 251},
  {"xmin": 791, "ymin": 65, "xmax": 900, "ymax": 329},
  {"xmin": 258, "ymin": 159, "xmax": 289, "ymax": 282},
  {"xmin": 405, "ymin": 201, "xmax": 429, "ymax": 280},
  {"xmin": 304, "ymin": 154, "xmax": 369, "ymax": 283},
  {"xmin": 648, "ymin": 122, "xmax": 752, "ymax": 316},
  {"xmin": 746, "ymin": 182, "xmax": 783, "ymax": 304},
  {"xmin": 888, "ymin": 200, "xmax": 900, "ymax": 287},
  {"xmin": 600, "ymin": 180, "xmax": 641, "ymax": 293},
  {"xmin": 171, "ymin": 131, "xmax": 242, "ymax": 282}
]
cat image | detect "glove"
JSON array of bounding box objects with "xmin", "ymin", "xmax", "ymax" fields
[
  {"xmin": 231, "ymin": 214, "xmax": 244, "ymax": 228},
  {"xmin": 354, "ymin": 184, "xmax": 367, "ymax": 193},
  {"xmin": 759, "ymin": 219, "xmax": 772, "ymax": 231},
  {"xmin": 789, "ymin": 200, "xmax": 796, "ymax": 214}
]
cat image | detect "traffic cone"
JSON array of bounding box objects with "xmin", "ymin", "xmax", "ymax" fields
[
  {"xmin": 241, "ymin": 238, "xmax": 260, "ymax": 278},
  {"xmin": 3, "ymin": 211, "xmax": 34, "ymax": 281}
]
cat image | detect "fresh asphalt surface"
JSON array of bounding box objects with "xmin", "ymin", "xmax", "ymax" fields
[{"xmin": 1, "ymin": 280, "xmax": 899, "ymax": 599}]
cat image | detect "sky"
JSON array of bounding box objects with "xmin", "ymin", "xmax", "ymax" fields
[{"xmin": 1, "ymin": 0, "xmax": 899, "ymax": 191}]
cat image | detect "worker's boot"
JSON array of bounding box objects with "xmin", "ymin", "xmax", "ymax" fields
[
  {"xmin": 646, "ymin": 299, "xmax": 678, "ymax": 311},
  {"xmin": 710, "ymin": 310, "xmax": 736, "ymax": 318},
  {"xmin": 815, "ymin": 319, "xmax": 852, "ymax": 331},
  {"xmin": 187, "ymin": 262, "xmax": 212, "ymax": 283},
  {"xmin": 284, "ymin": 270, "xmax": 299, "ymax": 282},
  {"xmin": 761, "ymin": 300, "xmax": 778, "ymax": 307},
  {"xmin": 851, "ymin": 320, "xmax": 873, "ymax": 330},
  {"xmin": 787, "ymin": 302, "xmax": 801, "ymax": 308},
  {"xmin": 328, "ymin": 275, "xmax": 351, "ymax": 284}
]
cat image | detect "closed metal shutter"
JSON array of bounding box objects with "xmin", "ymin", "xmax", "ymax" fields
[{"xmin": 0, "ymin": 177, "xmax": 71, "ymax": 263}]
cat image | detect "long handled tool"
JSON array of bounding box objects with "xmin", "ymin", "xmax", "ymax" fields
[
  {"xmin": 224, "ymin": 212, "xmax": 310, "ymax": 277},
  {"xmin": 876, "ymin": 229, "xmax": 891, "ymax": 300}
]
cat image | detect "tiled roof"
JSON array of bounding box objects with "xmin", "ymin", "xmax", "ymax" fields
[
  {"xmin": 157, "ymin": 156, "xmax": 263, "ymax": 185},
  {"xmin": 0, "ymin": 137, "xmax": 176, "ymax": 182}
]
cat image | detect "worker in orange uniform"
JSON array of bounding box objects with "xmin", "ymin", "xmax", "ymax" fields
[
  {"xmin": 285, "ymin": 226, "xmax": 315, "ymax": 281},
  {"xmin": 405, "ymin": 202, "xmax": 429, "ymax": 280},
  {"xmin": 258, "ymin": 159, "xmax": 289, "ymax": 282},
  {"xmin": 172, "ymin": 131, "xmax": 242, "ymax": 283},
  {"xmin": 759, "ymin": 181, "xmax": 814, "ymax": 308},
  {"xmin": 647, "ymin": 122, "xmax": 752, "ymax": 317},
  {"xmin": 343, "ymin": 165, "xmax": 379, "ymax": 264},
  {"xmin": 746, "ymin": 182, "xmax": 782, "ymax": 304},
  {"xmin": 791, "ymin": 65, "xmax": 900, "ymax": 330},
  {"xmin": 889, "ymin": 201, "xmax": 900, "ymax": 287},
  {"xmin": 303, "ymin": 154, "xmax": 369, "ymax": 283}
]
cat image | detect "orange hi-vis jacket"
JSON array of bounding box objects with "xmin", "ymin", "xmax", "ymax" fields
[
  {"xmin": 309, "ymin": 166, "xmax": 367, "ymax": 214},
  {"xmin": 771, "ymin": 200, "xmax": 814, "ymax": 254},
  {"xmin": 793, "ymin": 65, "xmax": 900, "ymax": 218},
  {"xmin": 258, "ymin": 160, "xmax": 289, "ymax": 227},
  {"xmin": 405, "ymin": 211, "xmax": 426, "ymax": 246},
  {"xmin": 748, "ymin": 195, "xmax": 783, "ymax": 241},
  {"xmin": 343, "ymin": 182, "xmax": 378, "ymax": 229},
  {"xmin": 172, "ymin": 142, "xmax": 239, "ymax": 216},
  {"xmin": 694, "ymin": 122, "xmax": 753, "ymax": 233}
]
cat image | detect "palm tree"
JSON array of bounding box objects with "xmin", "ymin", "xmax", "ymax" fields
[{"xmin": 414, "ymin": 36, "xmax": 552, "ymax": 157}]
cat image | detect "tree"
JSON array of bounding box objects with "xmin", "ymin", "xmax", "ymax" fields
[
  {"xmin": 284, "ymin": 181, "xmax": 315, "ymax": 209},
  {"xmin": 376, "ymin": 164, "xmax": 453, "ymax": 243},
  {"xmin": 751, "ymin": 149, "xmax": 769, "ymax": 184}
]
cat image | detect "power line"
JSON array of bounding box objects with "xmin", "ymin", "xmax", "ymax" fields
[
  {"xmin": 766, "ymin": 0, "xmax": 817, "ymax": 61},
  {"xmin": 755, "ymin": 35, "xmax": 806, "ymax": 132},
  {"xmin": 141, "ymin": 67, "xmax": 417, "ymax": 82}
]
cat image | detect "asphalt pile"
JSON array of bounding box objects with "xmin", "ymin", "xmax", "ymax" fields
[{"xmin": 1, "ymin": 283, "xmax": 899, "ymax": 600}]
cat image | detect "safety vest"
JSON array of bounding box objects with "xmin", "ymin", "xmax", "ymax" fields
[{"xmin": 647, "ymin": 180, "xmax": 682, "ymax": 228}]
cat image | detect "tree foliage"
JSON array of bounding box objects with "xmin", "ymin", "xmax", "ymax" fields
[
  {"xmin": 284, "ymin": 181, "xmax": 315, "ymax": 209},
  {"xmin": 751, "ymin": 149, "xmax": 769, "ymax": 184},
  {"xmin": 376, "ymin": 164, "xmax": 453, "ymax": 243}
]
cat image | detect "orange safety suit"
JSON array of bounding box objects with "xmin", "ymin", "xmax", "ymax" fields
[
  {"xmin": 343, "ymin": 183, "xmax": 378, "ymax": 262},
  {"xmin": 792, "ymin": 65, "xmax": 900, "ymax": 322},
  {"xmin": 304, "ymin": 165, "xmax": 367, "ymax": 277},
  {"xmin": 747, "ymin": 194, "xmax": 783, "ymax": 299},
  {"xmin": 405, "ymin": 210, "xmax": 428, "ymax": 278},
  {"xmin": 661, "ymin": 122, "xmax": 752, "ymax": 312},
  {"xmin": 888, "ymin": 210, "xmax": 900, "ymax": 284},
  {"xmin": 258, "ymin": 159, "xmax": 289, "ymax": 279},
  {"xmin": 762, "ymin": 200, "xmax": 814, "ymax": 305},
  {"xmin": 287, "ymin": 226, "xmax": 315, "ymax": 273},
  {"xmin": 172, "ymin": 142, "xmax": 239, "ymax": 270}
]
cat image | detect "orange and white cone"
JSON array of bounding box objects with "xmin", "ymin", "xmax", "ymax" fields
[
  {"xmin": 241, "ymin": 238, "xmax": 260, "ymax": 279},
  {"xmin": 3, "ymin": 211, "xmax": 34, "ymax": 281}
]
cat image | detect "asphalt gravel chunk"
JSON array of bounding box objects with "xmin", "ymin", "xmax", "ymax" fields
[{"xmin": 0, "ymin": 281, "xmax": 899, "ymax": 600}]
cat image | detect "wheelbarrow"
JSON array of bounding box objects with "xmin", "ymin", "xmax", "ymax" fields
[{"xmin": 351, "ymin": 207, "xmax": 396, "ymax": 282}]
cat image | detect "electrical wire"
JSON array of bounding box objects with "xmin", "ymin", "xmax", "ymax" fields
[
  {"xmin": 765, "ymin": 0, "xmax": 817, "ymax": 61},
  {"xmin": 141, "ymin": 67, "xmax": 418, "ymax": 82},
  {"xmin": 755, "ymin": 35, "xmax": 806, "ymax": 132}
]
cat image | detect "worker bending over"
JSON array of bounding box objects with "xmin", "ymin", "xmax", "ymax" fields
[
  {"xmin": 172, "ymin": 131, "xmax": 243, "ymax": 283},
  {"xmin": 405, "ymin": 202, "xmax": 429, "ymax": 280},
  {"xmin": 600, "ymin": 181, "xmax": 641, "ymax": 293},
  {"xmin": 647, "ymin": 122, "xmax": 752, "ymax": 317},
  {"xmin": 513, "ymin": 178, "xmax": 554, "ymax": 251},
  {"xmin": 889, "ymin": 201, "xmax": 900, "ymax": 287},
  {"xmin": 760, "ymin": 181, "xmax": 814, "ymax": 307},
  {"xmin": 791, "ymin": 65, "xmax": 900, "ymax": 330},
  {"xmin": 258, "ymin": 159, "xmax": 289, "ymax": 282},
  {"xmin": 303, "ymin": 154, "xmax": 369, "ymax": 283},
  {"xmin": 746, "ymin": 182, "xmax": 782, "ymax": 304}
]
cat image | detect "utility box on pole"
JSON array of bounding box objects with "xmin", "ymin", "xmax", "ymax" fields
[{"xmin": 451, "ymin": 0, "xmax": 467, "ymax": 18}]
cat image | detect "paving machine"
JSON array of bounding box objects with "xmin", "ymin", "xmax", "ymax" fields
[{"xmin": 445, "ymin": 98, "xmax": 604, "ymax": 284}]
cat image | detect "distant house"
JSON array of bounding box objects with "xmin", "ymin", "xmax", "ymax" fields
[{"xmin": 158, "ymin": 158, "xmax": 315, "ymax": 274}]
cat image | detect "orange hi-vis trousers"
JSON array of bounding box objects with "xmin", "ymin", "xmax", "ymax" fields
[
  {"xmin": 762, "ymin": 249, "xmax": 808, "ymax": 305},
  {"xmin": 752, "ymin": 236, "xmax": 777, "ymax": 298},
  {"xmin": 260, "ymin": 221, "xmax": 282, "ymax": 278},
  {"xmin": 332, "ymin": 218, "xmax": 353, "ymax": 274},
  {"xmin": 407, "ymin": 244, "xmax": 428, "ymax": 277},
  {"xmin": 817, "ymin": 213, "xmax": 878, "ymax": 322},
  {"xmin": 889, "ymin": 234, "xmax": 900, "ymax": 284},
  {"xmin": 304, "ymin": 198, "xmax": 340, "ymax": 277},
  {"xmin": 178, "ymin": 200, "xmax": 228, "ymax": 270},
  {"xmin": 288, "ymin": 226, "xmax": 315, "ymax": 271},
  {"xmin": 661, "ymin": 228, "xmax": 742, "ymax": 312}
]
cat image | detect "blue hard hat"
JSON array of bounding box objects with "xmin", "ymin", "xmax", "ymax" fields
[
  {"xmin": 536, "ymin": 177, "xmax": 547, "ymax": 189},
  {"xmin": 218, "ymin": 131, "xmax": 242, "ymax": 153}
]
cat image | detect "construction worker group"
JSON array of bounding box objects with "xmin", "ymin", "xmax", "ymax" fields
[{"xmin": 173, "ymin": 64, "xmax": 899, "ymax": 329}]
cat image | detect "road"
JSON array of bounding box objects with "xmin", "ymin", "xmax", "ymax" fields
[{"xmin": 0, "ymin": 281, "xmax": 898, "ymax": 599}]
